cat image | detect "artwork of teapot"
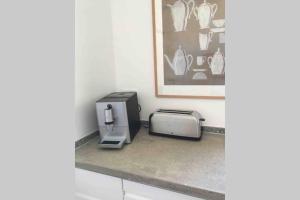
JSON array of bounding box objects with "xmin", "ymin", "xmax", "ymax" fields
[
  {"xmin": 194, "ymin": 0, "xmax": 218, "ymax": 29},
  {"xmin": 207, "ymin": 48, "xmax": 225, "ymax": 75},
  {"xmin": 164, "ymin": 45, "xmax": 193, "ymax": 75},
  {"xmin": 166, "ymin": 0, "xmax": 195, "ymax": 32}
]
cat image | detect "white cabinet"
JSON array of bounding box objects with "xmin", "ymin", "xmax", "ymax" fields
[
  {"xmin": 75, "ymin": 168, "xmax": 123, "ymax": 200},
  {"xmin": 75, "ymin": 193, "xmax": 104, "ymax": 200},
  {"xmin": 124, "ymin": 193, "xmax": 152, "ymax": 200},
  {"xmin": 75, "ymin": 168, "xmax": 205, "ymax": 200},
  {"xmin": 123, "ymin": 180, "xmax": 205, "ymax": 200}
]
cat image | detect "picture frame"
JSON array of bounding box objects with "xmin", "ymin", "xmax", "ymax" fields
[{"xmin": 152, "ymin": 0, "xmax": 225, "ymax": 99}]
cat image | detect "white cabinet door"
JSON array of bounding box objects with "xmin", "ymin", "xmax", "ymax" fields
[
  {"xmin": 75, "ymin": 168, "xmax": 123, "ymax": 200},
  {"xmin": 123, "ymin": 180, "xmax": 205, "ymax": 200},
  {"xmin": 124, "ymin": 193, "xmax": 152, "ymax": 200},
  {"xmin": 75, "ymin": 193, "xmax": 102, "ymax": 200}
]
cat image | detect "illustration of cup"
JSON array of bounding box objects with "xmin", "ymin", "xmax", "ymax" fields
[
  {"xmin": 199, "ymin": 32, "xmax": 213, "ymax": 51},
  {"xmin": 219, "ymin": 32, "xmax": 225, "ymax": 44},
  {"xmin": 197, "ymin": 56, "xmax": 206, "ymax": 65}
]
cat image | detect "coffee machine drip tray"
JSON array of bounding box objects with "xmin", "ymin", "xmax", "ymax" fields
[{"xmin": 98, "ymin": 135, "xmax": 126, "ymax": 149}]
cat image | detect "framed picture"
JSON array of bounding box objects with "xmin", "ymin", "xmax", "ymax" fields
[{"xmin": 152, "ymin": 0, "xmax": 225, "ymax": 99}]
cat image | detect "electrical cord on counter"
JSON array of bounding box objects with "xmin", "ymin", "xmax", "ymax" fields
[
  {"xmin": 142, "ymin": 122, "xmax": 149, "ymax": 129},
  {"xmin": 138, "ymin": 104, "xmax": 149, "ymax": 128}
]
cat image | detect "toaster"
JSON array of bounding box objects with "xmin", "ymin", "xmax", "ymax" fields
[{"xmin": 149, "ymin": 109, "xmax": 205, "ymax": 140}]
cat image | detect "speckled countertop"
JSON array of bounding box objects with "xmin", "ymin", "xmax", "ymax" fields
[{"xmin": 75, "ymin": 127, "xmax": 225, "ymax": 200}]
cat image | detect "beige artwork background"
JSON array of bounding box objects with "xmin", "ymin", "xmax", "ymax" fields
[{"xmin": 162, "ymin": 0, "xmax": 225, "ymax": 85}]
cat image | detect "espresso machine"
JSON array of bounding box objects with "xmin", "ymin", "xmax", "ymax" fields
[{"xmin": 96, "ymin": 92, "xmax": 141, "ymax": 148}]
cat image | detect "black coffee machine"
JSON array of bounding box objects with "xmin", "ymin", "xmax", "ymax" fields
[{"xmin": 96, "ymin": 92, "xmax": 141, "ymax": 148}]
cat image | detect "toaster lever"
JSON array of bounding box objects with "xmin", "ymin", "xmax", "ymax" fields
[{"xmin": 200, "ymin": 118, "xmax": 205, "ymax": 121}]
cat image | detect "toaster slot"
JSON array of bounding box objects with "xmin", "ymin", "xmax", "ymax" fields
[{"xmin": 157, "ymin": 109, "xmax": 193, "ymax": 115}]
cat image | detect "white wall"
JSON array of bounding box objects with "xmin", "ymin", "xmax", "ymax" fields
[
  {"xmin": 110, "ymin": 0, "xmax": 225, "ymax": 127},
  {"xmin": 75, "ymin": 0, "xmax": 225, "ymax": 139},
  {"xmin": 75, "ymin": 0, "xmax": 115, "ymax": 140}
]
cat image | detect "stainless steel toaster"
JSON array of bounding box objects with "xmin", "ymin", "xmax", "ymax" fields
[{"xmin": 149, "ymin": 109, "xmax": 205, "ymax": 140}]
